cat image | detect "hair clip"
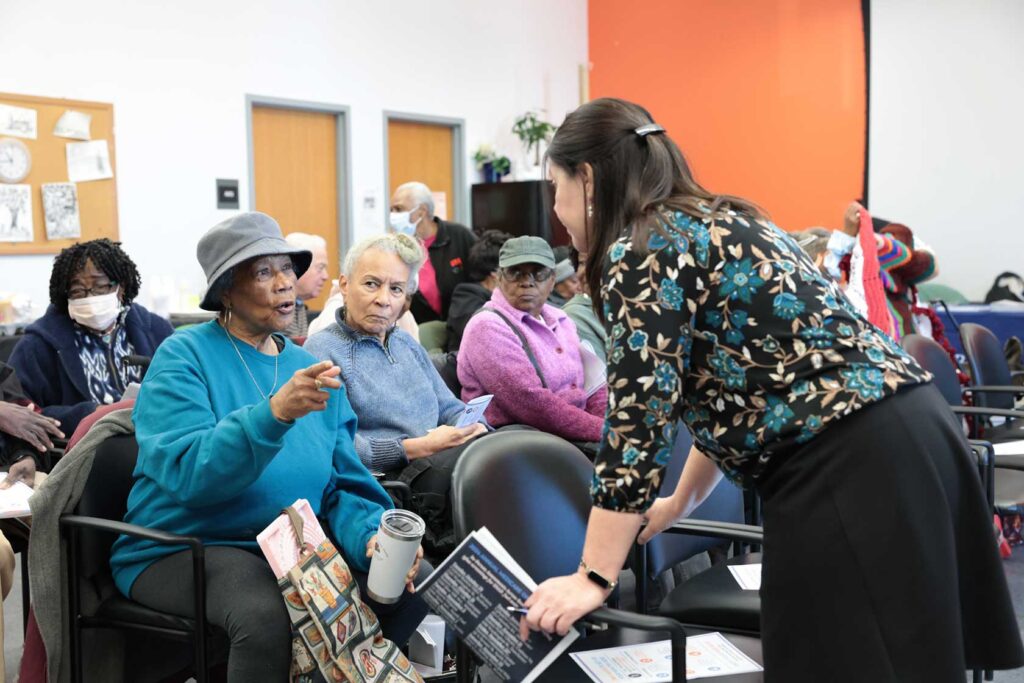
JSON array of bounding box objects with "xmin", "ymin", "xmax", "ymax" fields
[{"xmin": 635, "ymin": 123, "xmax": 665, "ymax": 137}]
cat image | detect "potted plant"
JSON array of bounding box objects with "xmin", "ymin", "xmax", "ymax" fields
[
  {"xmin": 472, "ymin": 144, "xmax": 512, "ymax": 183},
  {"xmin": 512, "ymin": 111, "xmax": 557, "ymax": 168}
]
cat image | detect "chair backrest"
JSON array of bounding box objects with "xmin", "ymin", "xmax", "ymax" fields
[
  {"xmin": 960, "ymin": 323, "xmax": 1015, "ymax": 410},
  {"xmin": 644, "ymin": 429, "xmax": 744, "ymax": 579},
  {"xmin": 430, "ymin": 351, "xmax": 462, "ymax": 397},
  {"xmin": 0, "ymin": 334, "xmax": 23, "ymax": 364},
  {"xmin": 418, "ymin": 320, "xmax": 448, "ymax": 353},
  {"xmin": 74, "ymin": 433, "xmax": 140, "ymax": 596},
  {"xmin": 916, "ymin": 282, "xmax": 969, "ymax": 305},
  {"xmin": 451, "ymin": 430, "xmax": 591, "ymax": 582},
  {"xmin": 901, "ymin": 334, "xmax": 964, "ymax": 406}
]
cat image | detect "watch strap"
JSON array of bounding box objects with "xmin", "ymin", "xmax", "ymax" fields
[{"xmin": 579, "ymin": 559, "xmax": 617, "ymax": 591}]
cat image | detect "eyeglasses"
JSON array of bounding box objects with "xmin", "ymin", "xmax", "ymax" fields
[
  {"xmin": 501, "ymin": 266, "xmax": 554, "ymax": 284},
  {"xmin": 68, "ymin": 281, "xmax": 118, "ymax": 300}
]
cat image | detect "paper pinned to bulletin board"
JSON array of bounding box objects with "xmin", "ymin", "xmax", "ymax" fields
[{"xmin": 0, "ymin": 92, "xmax": 118, "ymax": 255}]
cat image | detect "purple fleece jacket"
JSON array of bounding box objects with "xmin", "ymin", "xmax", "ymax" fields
[{"xmin": 457, "ymin": 288, "xmax": 607, "ymax": 442}]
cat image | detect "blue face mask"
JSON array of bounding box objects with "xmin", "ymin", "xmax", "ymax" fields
[{"xmin": 389, "ymin": 208, "xmax": 418, "ymax": 236}]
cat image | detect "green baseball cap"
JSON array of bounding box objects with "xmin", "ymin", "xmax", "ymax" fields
[{"xmin": 498, "ymin": 236, "xmax": 556, "ymax": 269}]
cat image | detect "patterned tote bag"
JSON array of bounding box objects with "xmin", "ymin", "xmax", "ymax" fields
[{"xmin": 258, "ymin": 499, "xmax": 424, "ymax": 683}]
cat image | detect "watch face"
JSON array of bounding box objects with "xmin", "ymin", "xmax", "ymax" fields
[{"xmin": 0, "ymin": 138, "xmax": 31, "ymax": 183}]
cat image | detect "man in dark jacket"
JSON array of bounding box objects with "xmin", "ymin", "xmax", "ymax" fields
[
  {"xmin": 446, "ymin": 230, "xmax": 512, "ymax": 351},
  {"xmin": 389, "ymin": 181, "xmax": 476, "ymax": 323},
  {"xmin": 9, "ymin": 239, "xmax": 174, "ymax": 435}
]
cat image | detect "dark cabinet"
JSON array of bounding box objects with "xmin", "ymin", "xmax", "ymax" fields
[{"xmin": 470, "ymin": 180, "xmax": 570, "ymax": 246}]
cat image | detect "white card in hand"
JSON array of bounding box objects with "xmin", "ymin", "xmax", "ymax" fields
[{"xmin": 455, "ymin": 394, "xmax": 492, "ymax": 428}]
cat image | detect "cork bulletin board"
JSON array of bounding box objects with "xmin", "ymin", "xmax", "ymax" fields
[{"xmin": 0, "ymin": 92, "xmax": 118, "ymax": 255}]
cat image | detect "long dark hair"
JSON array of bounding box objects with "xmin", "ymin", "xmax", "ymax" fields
[{"xmin": 545, "ymin": 97, "xmax": 765, "ymax": 309}]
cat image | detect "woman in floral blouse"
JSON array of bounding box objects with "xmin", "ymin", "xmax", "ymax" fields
[{"xmin": 521, "ymin": 98, "xmax": 1023, "ymax": 681}]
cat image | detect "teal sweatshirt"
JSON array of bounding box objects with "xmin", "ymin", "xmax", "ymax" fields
[{"xmin": 110, "ymin": 321, "xmax": 391, "ymax": 597}]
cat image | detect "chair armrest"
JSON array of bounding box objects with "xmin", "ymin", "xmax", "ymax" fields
[
  {"xmin": 60, "ymin": 514, "xmax": 203, "ymax": 551},
  {"xmin": 380, "ymin": 480, "xmax": 412, "ymax": 500},
  {"xmin": 995, "ymin": 453, "xmax": 1024, "ymax": 473},
  {"xmin": 965, "ymin": 385, "xmax": 1024, "ymax": 395},
  {"xmin": 662, "ymin": 519, "xmax": 764, "ymax": 545},
  {"xmin": 952, "ymin": 406, "xmax": 1024, "ymax": 420}
]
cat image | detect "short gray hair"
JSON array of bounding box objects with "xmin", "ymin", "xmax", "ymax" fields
[
  {"xmin": 341, "ymin": 232, "xmax": 425, "ymax": 293},
  {"xmin": 284, "ymin": 232, "xmax": 327, "ymax": 253},
  {"xmin": 394, "ymin": 181, "xmax": 435, "ymax": 217}
]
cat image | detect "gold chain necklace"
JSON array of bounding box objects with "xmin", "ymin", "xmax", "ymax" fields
[{"xmin": 221, "ymin": 322, "xmax": 278, "ymax": 400}]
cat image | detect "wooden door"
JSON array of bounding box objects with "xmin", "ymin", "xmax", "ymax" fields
[
  {"xmin": 387, "ymin": 120, "xmax": 454, "ymax": 220},
  {"xmin": 252, "ymin": 105, "xmax": 339, "ymax": 311}
]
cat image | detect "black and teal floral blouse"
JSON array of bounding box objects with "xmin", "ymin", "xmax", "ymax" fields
[{"xmin": 592, "ymin": 206, "xmax": 931, "ymax": 512}]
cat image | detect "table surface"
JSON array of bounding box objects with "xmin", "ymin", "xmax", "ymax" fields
[{"xmin": 537, "ymin": 627, "xmax": 762, "ymax": 682}]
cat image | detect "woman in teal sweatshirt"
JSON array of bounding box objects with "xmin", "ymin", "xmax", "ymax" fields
[{"xmin": 110, "ymin": 213, "xmax": 428, "ymax": 681}]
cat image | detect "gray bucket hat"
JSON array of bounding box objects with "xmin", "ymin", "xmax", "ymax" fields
[
  {"xmin": 197, "ymin": 212, "xmax": 312, "ymax": 311},
  {"xmin": 498, "ymin": 236, "xmax": 556, "ymax": 270}
]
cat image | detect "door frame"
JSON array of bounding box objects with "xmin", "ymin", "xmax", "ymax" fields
[
  {"xmin": 382, "ymin": 111, "xmax": 467, "ymax": 225},
  {"xmin": 245, "ymin": 94, "xmax": 353, "ymax": 257}
]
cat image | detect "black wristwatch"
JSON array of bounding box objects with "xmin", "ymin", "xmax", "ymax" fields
[{"xmin": 579, "ymin": 559, "xmax": 617, "ymax": 591}]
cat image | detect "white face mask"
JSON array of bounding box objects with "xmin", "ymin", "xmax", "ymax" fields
[
  {"xmin": 68, "ymin": 288, "xmax": 121, "ymax": 331},
  {"xmin": 389, "ymin": 208, "xmax": 419, "ymax": 236}
]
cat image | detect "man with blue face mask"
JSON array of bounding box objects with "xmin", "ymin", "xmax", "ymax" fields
[
  {"xmin": 9, "ymin": 239, "xmax": 174, "ymax": 435},
  {"xmin": 389, "ymin": 181, "xmax": 476, "ymax": 323}
]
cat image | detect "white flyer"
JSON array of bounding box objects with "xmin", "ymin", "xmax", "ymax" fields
[
  {"xmin": 580, "ymin": 340, "xmax": 607, "ymax": 397},
  {"xmin": 0, "ymin": 473, "xmax": 34, "ymax": 519},
  {"xmin": 0, "ymin": 103, "xmax": 37, "ymax": 139},
  {"xmin": 571, "ymin": 632, "xmax": 762, "ymax": 682},
  {"xmin": 41, "ymin": 182, "xmax": 81, "ymax": 239},
  {"xmin": 454, "ymin": 394, "xmax": 492, "ymax": 428},
  {"xmin": 727, "ymin": 563, "xmax": 762, "ymax": 591},
  {"xmin": 66, "ymin": 139, "xmax": 113, "ymax": 182},
  {"xmin": 53, "ymin": 110, "xmax": 92, "ymax": 140}
]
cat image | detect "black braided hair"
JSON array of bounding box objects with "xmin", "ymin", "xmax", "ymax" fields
[{"xmin": 49, "ymin": 238, "xmax": 141, "ymax": 313}]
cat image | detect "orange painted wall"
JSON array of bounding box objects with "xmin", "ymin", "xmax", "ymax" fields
[{"xmin": 588, "ymin": 0, "xmax": 865, "ymax": 232}]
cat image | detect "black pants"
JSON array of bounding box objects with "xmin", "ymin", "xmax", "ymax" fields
[
  {"xmin": 756, "ymin": 383, "xmax": 1024, "ymax": 681},
  {"xmin": 132, "ymin": 546, "xmax": 432, "ymax": 682}
]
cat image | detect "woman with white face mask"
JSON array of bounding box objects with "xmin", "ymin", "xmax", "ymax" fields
[{"xmin": 9, "ymin": 239, "xmax": 174, "ymax": 436}]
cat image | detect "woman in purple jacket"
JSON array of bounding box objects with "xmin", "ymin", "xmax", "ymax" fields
[{"xmin": 457, "ymin": 236, "xmax": 606, "ymax": 444}]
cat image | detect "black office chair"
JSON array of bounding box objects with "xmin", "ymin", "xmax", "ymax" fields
[
  {"xmin": 429, "ymin": 351, "xmax": 461, "ymax": 397},
  {"xmin": 450, "ymin": 429, "xmax": 761, "ymax": 683},
  {"xmin": 634, "ymin": 430, "xmax": 762, "ymax": 636},
  {"xmin": 60, "ymin": 433, "xmax": 225, "ymax": 682},
  {"xmin": 903, "ymin": 334, "xmax": 1024, "ymax": 508},
  {"xmin": 960, "ymin": 323, "xmax": 1024, "ymax": 439},
  {"xmin": 0, "ymin": 334, "xmax": 23, "ymax": 364}
]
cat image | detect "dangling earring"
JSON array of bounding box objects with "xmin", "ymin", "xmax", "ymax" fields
[
  {"xmin": 587, "ymin": 203, "xmax": 594, "ymax": 219},
  {"xmin": 223, "ymin": 307, "xmax": 232, "ymax": 330}
]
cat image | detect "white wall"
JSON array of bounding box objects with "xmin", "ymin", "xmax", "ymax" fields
[
  {"xmin": 0, "ymin": 0, "xmax": 587, "ymax": 316},
  {"xmin": 869, "ymin": 0, "xmax": 1024, "ymax": 300}
]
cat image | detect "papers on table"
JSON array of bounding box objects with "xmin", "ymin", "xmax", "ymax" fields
[
  {"xmin": 580, "ymin": 340, "xmax": 606, "ymax": 397},
  {"xmin": 0, "ymin": 474, "xmax": 34, "ymax": 519},
  {"xmin": 993, "ymin": 440, "xmax": 1024, "ymax": 456},
  {"xmin": 66, "ymin": 140, "xmax": 113, "ymax": 182},
  {"xmin": 454, "ymin": 394, "xmax": 492, "ymax": 428},
  {"xmin": 727, "ymin": 563, "xmax": 762, "ymax": 591},
  {"xmin": 571, "ymin": 632, "xmax": 762, "ymax": 682}
]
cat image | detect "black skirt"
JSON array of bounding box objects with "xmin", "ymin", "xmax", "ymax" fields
[{"xmin": 756, "ymin": 382, "xmax": 1024, "ymax": 682}]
